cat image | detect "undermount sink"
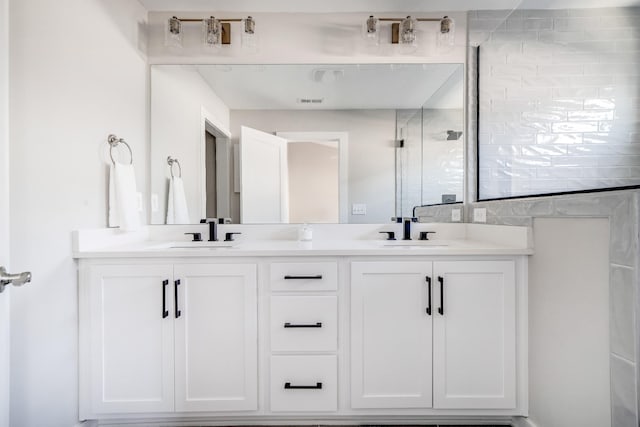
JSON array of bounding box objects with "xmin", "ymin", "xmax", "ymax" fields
[
  {"xmin": 150, "ymin": 241, "xmax": 238, "ymax": 249},
  {"xmin": 381, "ymin": 240, "xmax": 449, "ymax": 248}
]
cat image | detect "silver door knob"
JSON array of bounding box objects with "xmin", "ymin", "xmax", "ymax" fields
[{"xmin": 0, "ymin": 266, "xmax": 32, "ymax": 293}]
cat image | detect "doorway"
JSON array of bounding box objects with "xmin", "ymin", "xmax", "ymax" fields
[
  {"xmin": 205, "ymin": 131, "xmax": 217, "ymax": 218},
  {"xmin": 200, "ymin": 115, "xmax": 232, "ymax": 222},
  {"xmin": 276, "ymin": 132, "xmax": 348, "ymax": 223}
]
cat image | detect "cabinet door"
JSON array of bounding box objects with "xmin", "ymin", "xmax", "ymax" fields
[
  {"xmin": 350, "ymin": 262, "xmax": 433, "ymax": 408},
  {"xmin": 174, "ymin": 263, "xmax": 258, "ymax": 412},
  {"xmin": 433, "ymin": 260, "xmax": 516, "ymax": 409},
  {"xmin": 86, "ymin": 264, "xmax": 175, "ymax": 414}
]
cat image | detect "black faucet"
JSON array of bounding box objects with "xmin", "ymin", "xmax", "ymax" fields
[
  {"xmin": 200, "ymin": 218, "xmax": 228, "ymax": 242},
  {"xmin": 403, "ymin": 217, "xmax": 418, "ymax": 240},
  {"xmin": 392, "ymin": 217, "xmax": 417, "ymax": 240}
]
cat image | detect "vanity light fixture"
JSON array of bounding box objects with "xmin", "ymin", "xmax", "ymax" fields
[
  {"xmin": 365, "ymin": 15, "xmax": 456, "ymax": 50},
  {"xmin": 164, "ymin": 15, "xmax": 257, "ymax": 51}
]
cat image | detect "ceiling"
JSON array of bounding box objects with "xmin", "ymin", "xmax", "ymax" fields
[
  {"xmin": 190, "ymin": 64, "xmax": 464, "ymax": 110},
  {"xmin": 140, "ymin": 0, "xmax": 639, "ymax": 12}
]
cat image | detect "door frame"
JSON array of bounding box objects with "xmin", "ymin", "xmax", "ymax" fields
[
  {"xmin": 0, "ymin": 0, "xmax": 10, "ymax": 422},
  {"xmin": 276, "ymin": 131, "xmax": 349, "ymax": 223}
]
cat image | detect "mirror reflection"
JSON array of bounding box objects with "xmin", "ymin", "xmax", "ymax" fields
[{"xmin": 150, "ymin": 63, "xmax": 464, "ymax": 224}]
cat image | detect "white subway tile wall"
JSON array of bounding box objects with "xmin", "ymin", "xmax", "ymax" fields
[
  {"xmin": 474, "ymin": 7, "xmax": 640, "ymax": 199},
  {"xmin": 396, "ymin": 109, "xmax": 464, "ymax": 214}
]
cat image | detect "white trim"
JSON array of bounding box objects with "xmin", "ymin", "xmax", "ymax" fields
[
  {"xmin": 0, "ymin": 0, "xmax": 10, "ymax": 423},
  {"xmin": 276, "ymin": 131, "xmax": 349, "ymax": 223},
  {"xmin": 512, "ymin": 416, "xmax": 538, "ymax": 427}
]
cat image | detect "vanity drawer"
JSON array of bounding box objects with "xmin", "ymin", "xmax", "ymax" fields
[
  {"xmin": 270, "ymin": 262, "xmax": 338, "ymax": 291},
  {"xmin": 270, "ymin": 355, "xmax": 337, "ymax": 412},
  {"xmin": 270, "ymin": 296, "xmax": 337, "ymax": 352}
]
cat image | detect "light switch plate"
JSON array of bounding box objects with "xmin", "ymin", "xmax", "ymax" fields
[
  {"xmin": 151, "ymin": 194, "xmax": 159, "ymax": 213},
  {"xmin": 451, "ymin": 208, "xmax": 461, "ymax": 222},
  {"xmin": 473, "ymin": 207, "xmax": 487, "ymax": 223},
  {"xmin": 136, "ymin": 192, "xmax": 143, "ymax": 212},
  {"xmin": 352, "ymin": 204, "xmax": 367, "ymax": 215}
]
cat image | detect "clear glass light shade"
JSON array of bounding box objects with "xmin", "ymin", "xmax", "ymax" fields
[
  {"xmin": 242, "ymin": 16, "xmax": 258, "ymax": 53},
  {"xmin": 165, "ymin": 16, "xmax": 183, "ymax": 48},
  {"xmin": 364, "ymin": 15, "xmax": 379, "ymax": 46},
  {"xmin": 400, "ymin": 16, "xmax": 417, "ymax": 47},
  {"xmin": 202, "ymin": 16, "xmax": 222, "ymax": 49},
  {"xmin": 438, "ymin": 16, "xmax": 456, "ymax": 47}
]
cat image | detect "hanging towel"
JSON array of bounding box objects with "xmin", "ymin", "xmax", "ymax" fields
[
  {"xmin": 166, "ymin": 176, "xmax": 190, "ymax": 224},
  {"xmin": 108, "ymin": 163, "xmax": 141, "ymax": 231}
]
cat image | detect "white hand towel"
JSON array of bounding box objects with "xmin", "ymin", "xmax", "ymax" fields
[
  {"xmin": 108, "ymin": 163, "xmax": 141, "ymax": 231},
  {"xmin": 166, "ymin": 176, "xmax": 190, "ymax": 224}
]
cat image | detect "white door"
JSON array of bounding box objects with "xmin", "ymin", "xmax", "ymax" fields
[
  {"xmin": 85, "ymin": 264, "xmax": 175, "ymax": 415},
  {"xmin": 240, "ymin": 126, "xmax": 289, "ymax": 223},
  {"xmin": 350, "ymin": 262, "xmax": 433, "ymax": 408},
  {"xmin": 174, "ymin": 263, "xmax": 258, "ymax": 412},
  {"xmin": 432, "ymin": 260, "xmax": 517, "ymax": 409}
]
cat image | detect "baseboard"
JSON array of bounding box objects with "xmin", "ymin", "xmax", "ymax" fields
[
  {"xmin": 74, "ymin": 421, "xmax": 99, "ymax": 427},
  {"xmin": 512, "ymin": 416, "xmax": 538, "ymax": 427}
]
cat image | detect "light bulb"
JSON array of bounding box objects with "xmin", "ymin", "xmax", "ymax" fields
[
  {"xmin": 242, "ymin": 16, "xmax": 258, "ymax": 54},
  {"xmin": 202, "ymin": 16, "xmax": 222, "ymax": 49},
  {"xmin": 364, "ymin": 15, "xmax": 379, "ymax": 46},
  {"xmin": 438, "ymin": 16, "xmax": 455, "ymax": 47},
  {"xmin": 165, "ymin": 16, "xmax": 183, "ymax": 48}
]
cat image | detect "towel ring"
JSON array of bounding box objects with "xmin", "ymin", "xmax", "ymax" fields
[
  {"xmin": 108, "ymin": 134, "xmax": 133, "ymax": 165},
  {"xmin": 167, "ymin": 156, "xmax": 182, "ymax": 178}
]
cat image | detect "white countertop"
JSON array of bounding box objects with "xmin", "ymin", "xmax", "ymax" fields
[{"xmin": 73, "ymin": 223, "xmax": 533, "ymax": 258}]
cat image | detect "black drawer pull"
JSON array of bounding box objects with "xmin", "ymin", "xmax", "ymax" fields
[
  {"xmin": 426, "ymin": 276, "xmax": 432, "ymax": 316},
  {"xmin": 284, "ymin": 382, "xmax": 322, "ymax": 390},
  {"xmin": 162, "ymin": 280, "xmax": 169, "ymax": 319},
  {"xmin": 174, "ymin": 279, "xmax": 182, "ymax": 319},
  {"xmin": 284, "ymin": 322, "xmax": 322, "ymax": 328},
  {"xmin": 284, "ymin": 275, "xmax": 323, "ymax": 280},
  {"xmin": 438, "ymin": 276, "xmax": 444, "ymax": 315}
]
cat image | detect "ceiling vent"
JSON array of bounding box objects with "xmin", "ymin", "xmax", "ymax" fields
[{"xmin": 297, "ymin": 98, "xmax": 324, "ymax": 104}]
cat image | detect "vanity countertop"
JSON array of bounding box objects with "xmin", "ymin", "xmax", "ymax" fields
[{"xmin": 73, "ymin": 223, "xmax": 533, "ymax": 259}]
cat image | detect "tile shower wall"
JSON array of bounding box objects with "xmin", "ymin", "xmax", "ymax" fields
[
  {"xmin": 474, "ymin": 8, "xmax": 640, "ymax": 200},
  {"xmin": 396, "ymin": 108, "xmax": 464, "ymax": 216},
  {"xmin": 418, "ymin": 9, "xmax": 640, "ymax": 426}
]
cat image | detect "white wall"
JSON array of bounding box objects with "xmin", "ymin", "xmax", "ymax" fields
[
  {"xmin": 9, "ymin": 0, "xmax": 148, "ymax": 425},
  {"xmin": 0, "ymin": 0, "xmax": 10, "ymax": 423},
  {"xmin": 528, "ymin": 217, "xmax": 611, "ymax": 427},
  {"xmin": 231, "ymin": 109, "xmax": 397, "ymax": 223},
  {"xmin": 150, "ymin": 65, "xmax": 230, "ymax": 224}
]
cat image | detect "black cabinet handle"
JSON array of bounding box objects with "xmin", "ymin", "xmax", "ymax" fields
[
  {"xmin": 284, "ymin": 322, "xmax": 322, "ymax": 328},
  {"xmin": 284, "ymin": 275, "xmax": 323, "ymax": 280},
  {"xmin": 426, "ymin": 276, "xmax": 432, "ymax": 316},
  {"xmin": 224, "ymin": 232, "xmax": 242, "ymax": 242},
  {"xmin": 162, "ymin": 280, "xmax": 169, "ymax": 319},
  {"xmin": 284, "ymin": 382, "xmax": 322, "ymax": 390},
  {"xmin": 174, "ymin": 279, "xmax": 182, "ymax": 318},
  {"xmin": 184, "ymin": 232, "xmax": 202, "ymax": 242},
  {"xmin": 438, "ymin": 276, "xmax": 444, "ymax": 315}
]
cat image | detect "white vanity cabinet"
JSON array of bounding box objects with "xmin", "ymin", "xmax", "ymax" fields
[
  {"xmin": 268, "ymin": 261, "xmax": 339, "ymax": 413},
  {"xmin": 76, "ymin": 238, "xmax": 528, "ymax": 423},
  {"xmin": 350, "ymin": 260, "xmax": 517, "ymax": 411},
  {"xmin": 350, "ymin": 261, "xmax": 434, "ymax": 409},
  {"xmin": 79, "ymin": 262, "xmax": 258, "ymax": 419}
]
